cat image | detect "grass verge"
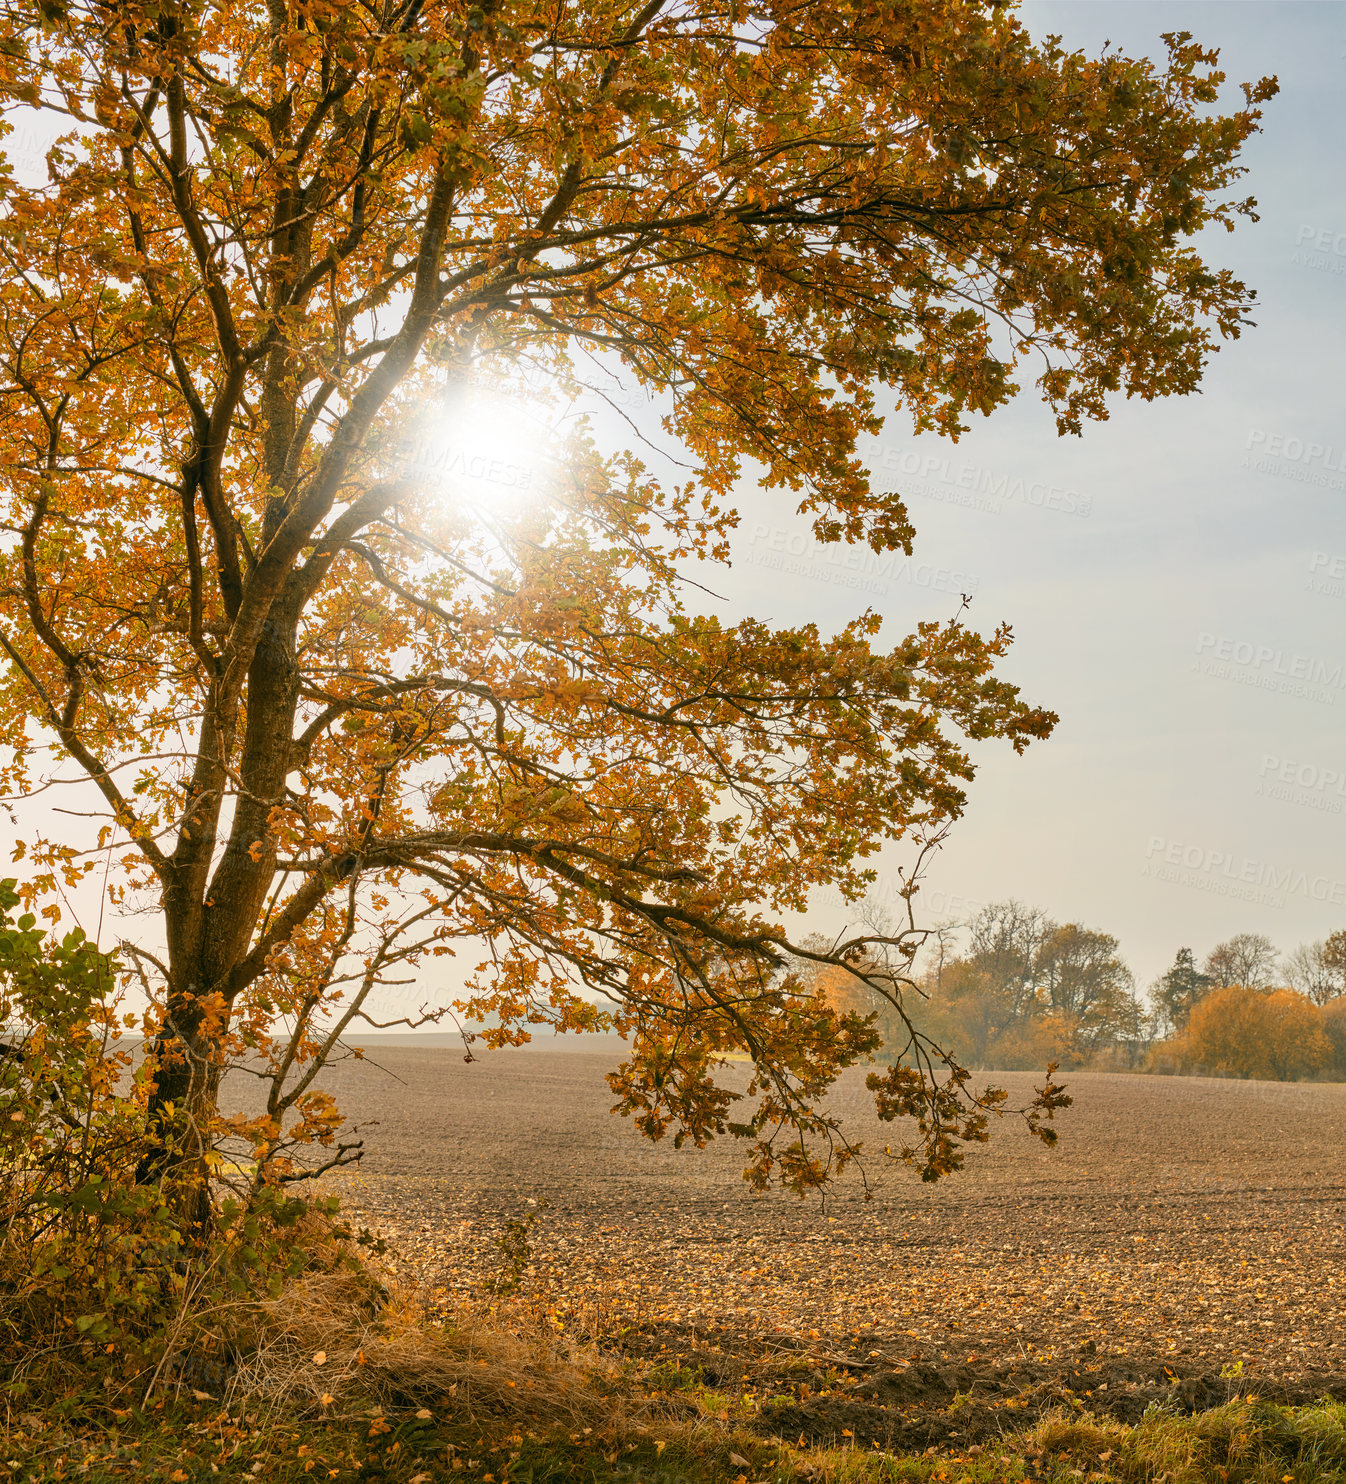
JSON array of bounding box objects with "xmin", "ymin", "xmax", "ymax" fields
[
  {"xmin": 5, "ymin": 1260, "xmax": 1346, "ymax": 1484},
  {"xmin": 4, "ymin": 1392, "xmax": 1346, "ymax": 1483}
]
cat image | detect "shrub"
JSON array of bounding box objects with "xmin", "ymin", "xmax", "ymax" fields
[
  {"xmin": 1166, "ymin": 985, "xmax": 1331, "ymax": 1081},
  {"xmin": 988, "ymin": 1013, "xmax": 1087, "ymax": 1071}
]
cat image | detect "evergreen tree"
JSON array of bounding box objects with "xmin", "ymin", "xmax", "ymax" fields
[{"xmin": 1153, "ymin": 947, "xmax": 1214, "ymax": 1033}]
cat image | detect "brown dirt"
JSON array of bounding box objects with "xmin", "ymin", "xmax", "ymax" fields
[{"xmin": 225, "ymin": 1045, "xmax": 1346, "ymax": 1443}]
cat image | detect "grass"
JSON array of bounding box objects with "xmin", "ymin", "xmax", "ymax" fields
[
  {"xmin": 6, "ymin": 1323, "xmax": 1346, "ymax": 1484},
  {"xmin": 5, "ymin": 1252, "xmax": 1346, "ymax": 1484},
  {"xmin": 5, "ymin": 1396, "xmax": 1346, "ymax": 1482}
]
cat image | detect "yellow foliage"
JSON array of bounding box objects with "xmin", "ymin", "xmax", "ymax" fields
[
  {"xmin": 0, "ymin": 0, "xmax": 1275, "ymax": 1194},
  {"xmin": 1170, "ymin": 986, "xmax": 1331, "ymax": 1081}
]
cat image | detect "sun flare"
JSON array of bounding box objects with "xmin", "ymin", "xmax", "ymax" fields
[{"xmin": 397, "ymin": 390, "xmax": 552, "ymax": 513}]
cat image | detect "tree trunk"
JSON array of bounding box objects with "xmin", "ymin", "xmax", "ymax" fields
[
  {"xmin": 135, "ymin": 995, "xmax": 226, "ymax": 1238},
  {"xmin": 135, "ymin": 602, "xmax": 302, "ymax": 1234}
]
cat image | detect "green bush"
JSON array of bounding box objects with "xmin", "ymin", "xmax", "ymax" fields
[{"xmin": 0, "ymin": 880, "xmax": 353, "ymax": 1403}]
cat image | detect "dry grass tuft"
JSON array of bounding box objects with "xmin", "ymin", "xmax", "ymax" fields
[
  {"xmin": 218, "ymin": 1267, "xmax": 615, "ymax": 1424},
  {"xmin": 1032, "ymin": 1412, "xmax": 1131, "ymax": 1457}
]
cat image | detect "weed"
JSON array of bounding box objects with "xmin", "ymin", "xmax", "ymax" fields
[{"xmin": 484, "ymin": 1199, "xmax": 550, "ymax": 1299}]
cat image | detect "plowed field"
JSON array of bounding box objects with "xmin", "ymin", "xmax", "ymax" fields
[{"xmin": 234, "ymin": 1045, "xmax": 1346, "ymax": 1444}]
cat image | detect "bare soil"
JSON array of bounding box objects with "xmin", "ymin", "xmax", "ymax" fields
[{"xmin": 228, "ymin": 1045, "xmax": 1346, "ymax": 1445}]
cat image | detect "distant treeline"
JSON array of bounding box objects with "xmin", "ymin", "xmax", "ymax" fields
[{"xmin": 813, "ymin": 904, "xmax": 1346, "ymax": 1083}]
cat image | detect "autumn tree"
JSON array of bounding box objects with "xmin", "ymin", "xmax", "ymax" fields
[
  {"xmin": 961, "ymin": 900, "xmax": 1053, "ymax": 1034},
  {"xmin": 916, "ymin": 957, "xmax": 1002, "ymax": 1068},
  {"xmin": 1322, "ymin": 931, "xmax": 1346, "ymax": 996},
  {"xmin": 910, "ymin": 903, "xmax": 1142, "ymax": 1068},
  {"xmin": 1036, "ymin": 923, "xmax": 1139, "ymax": 1052},
  {"xmin": 806, "ymin": 954, "xmax": 909, "ymax": 1056},
  {"xmin": 1324, "ymin": 997, "xmax": 1346, "ymax": 1077},
  {"xmin": 0, "ymin": 0, "xmax": 1273, "ymax": 1216}
]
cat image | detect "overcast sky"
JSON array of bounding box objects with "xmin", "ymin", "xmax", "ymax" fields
[
  {"xmin": 6, "ymin": 2, "xmax": 1342, "ymax": 1014},
  {"xmin": 730, "ymin": 1, "xmax": 1346, "ymax": 991}
]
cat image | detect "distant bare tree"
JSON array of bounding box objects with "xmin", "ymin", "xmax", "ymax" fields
[
  {"xmin": 965, "ymin": 901, "xmax": 1054, "ymax": 1024},
  {"xmin": 1282, "ymin": 940, "xmax": 1345, "ymax": 1006},
  {"xmin": 920, "ymin": 919, "xmax": 964, "ymax": 995},
  {"xmin": 1204, "ymin": 933, "xmax": 1279, "ymax": 991}
]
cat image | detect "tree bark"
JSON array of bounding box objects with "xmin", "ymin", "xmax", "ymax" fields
[
  {"xmin": 136, "ymin": 600, "xmax": 303, "ymax": 1230},
  {"xmin": 135, "ymin": 1004, "xmax": 224, "ymax": 1237}
]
